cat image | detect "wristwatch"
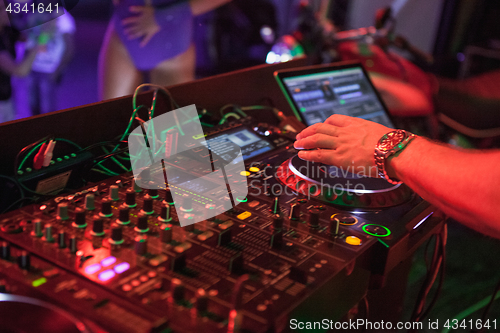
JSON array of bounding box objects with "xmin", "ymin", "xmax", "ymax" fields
[{"xmin": 374, "ymin": 130, "xmax": 415, "ymax": 185}]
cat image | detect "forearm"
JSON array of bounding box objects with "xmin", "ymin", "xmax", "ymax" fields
[
  {"xmin": 15, "ymin": 48, "xmax": 37, "ymax": 76},
  {"xmin": 387, "ymin": 137, "xmax": 500, "ymax": 238},
  {"xmin": 189, "ymin": 0, "xmax": 231, "ymax": 16},
  {"xmin": 0, "ymin": 49, "xmax": 37, "ymax": 77}
]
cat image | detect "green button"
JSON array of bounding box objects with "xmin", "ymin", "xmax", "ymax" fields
[
  {"xmin": 236, "ymin": 197, "xmax": 247, "ymax": 203},
  {"xmin": 32, "ymin": 277, "xmax": 47, "ymax": 287}
]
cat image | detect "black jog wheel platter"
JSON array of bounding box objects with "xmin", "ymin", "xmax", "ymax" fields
[{"xmin": 276, "ymin": 154, "xmax": 413, "ymax": 209}]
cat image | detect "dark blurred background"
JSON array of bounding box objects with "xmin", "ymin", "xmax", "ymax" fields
[{"xmin": 9, "ymin": 0, "xmax": 500, "ymax": 119}]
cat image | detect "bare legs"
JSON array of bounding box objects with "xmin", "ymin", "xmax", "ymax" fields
[
  {"xmin": 99, "ymin": 23, "xmax": 196, "ymax": 101},
  {"xmin": 150, "ymin": 44, "xmax": 195, "ymax": 87},
  {"xmin": 99, "ymin": 23, "xmax": 143, "ymax": 100}
]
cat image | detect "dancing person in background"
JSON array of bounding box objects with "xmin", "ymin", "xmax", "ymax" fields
[
  {"xmin": 0, "ymin": 1, "xmax": 40, "ymax": 122},
  {"xmin": 19, "ymin": 9, "xmax": 75, "ymax": 115},
  {"xmin": 99, "ymin": 0, "xmax": 231, "ymax": 100}
]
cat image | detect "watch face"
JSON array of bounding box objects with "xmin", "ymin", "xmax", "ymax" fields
[{"xmin": 379, "ymin": 131, "xmax": 404, "ymax": 151}]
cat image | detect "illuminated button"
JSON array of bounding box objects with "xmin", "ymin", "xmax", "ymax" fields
[
  {"xmin": 43, "ymin": 268, "xmax": 60, "ymax": 278},
  {"xmin": 174, "ymin": 242, "xmax": 192, "ymax": 253},
  {"xmin": 345, "ymin": 236, "xmax": 362, "ymax": 246},
  {"xmin": 85, "ymin": 263, "xmax": 102, "ymax": 275},
  {"xmin": 362, "ymin": 224, "xmax": 391, "ymax": 237},
  {"xmin": 240, "ymin": 171, "xmax": 251, "ymax": 177},
  {"xmin": 248, "ymin": 200, "xmax": 259, "ymax": 208},
  {"xmin": 331, "ymin": 213, "xmax": 358, "ymax": 226},
  {"xmin": 131, "ymin": 279, "xmax": 140, "ymax": 287},
  {"xmin": 249, "ymin": 167, "xmax": 260, "ymax": 173},
  {"xmin": 237, "ymin": 211, "xmax": 251, "ymax": 220},
  {"xmin": 219, "ymin": 220, "xmax": 234, "ymax": 230},
  {"xmin": 32, "ymin": 277, "xmax": 47, "ymax": 287},
  {"xmin": 98, "ymin": 269, "xmax": 115, "ymax": 282},
  {"xmin": 122, "ymin": 284, "xmax": 132, "ymax": 292},
  {"xmin": 148, "ymin": 271, "xmax": 157, "ymax": 278},
  {"xmin": 236, "ymin": 196, "xmax": 247, "ymax": 203},
  {"xmin": 114, "ymin": 262, "xmax": 130, "ymax": 274},
  {"xmin": 139, "ymin": 275, "xmax": 149, "ymax": 282},
  {"xmin": 197, "ymin": 231, "xmax": 214, "ymax": 241},
  {"xmin": 101, "ymin": 256, "xmax": 117, "ymax": 267}
]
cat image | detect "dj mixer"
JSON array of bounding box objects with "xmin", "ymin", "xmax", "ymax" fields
[{"xmin": 0, "ymin": 118, "xmax": 443, "ymax": 333}]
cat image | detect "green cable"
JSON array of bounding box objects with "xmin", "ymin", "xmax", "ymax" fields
[
  {"xmin": 101, "ymin": 146, "xmax": 131, "ymax": 172},
  {"xmin": 440, "ymin": 292, "xmax": 500, "ymax": 333},
  {"xmin": 219, "ymin": 112, "xmax": 241, "ymax": 125},
  {"xmin": 18, "ymin": 142, "xmax": 44, "ymax": 170},
  {"xmin": 91, "ymin": 168, "xmax": 116, "ymax": 176},
  {"xmin": 18, "ymin": 138, "xmax": 84, "ymax": 171}
]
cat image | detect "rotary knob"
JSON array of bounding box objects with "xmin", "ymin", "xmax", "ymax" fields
[
  {"xmin": 289, "ymin": 203, "xmax": 301, "ymax": 221},
  {"xmin": 160, "ymin": 224, "xmax": 173, "ymax": 243},
  {"xmin": 164, "ymin": 189, "xmax": 174, "ymax": 205},
  {"xmin": 1, "ymin": 241, "xmax": 10, "ymax": 260},
  {"xmin": 85, "ymin": 193, "xmax": 95, "ymax": 211},
  {"xmin": 308, "ymin": 209, "xmax": 321, "ymax": 228},
  {"xmin": 170, "ymin": 278, "xmax": 184, "ymax": 303},
  {"xmin": 109, "ymin": 185, "xmax": 120, "ymax": 201},
  {"xmin": 142, "ymin": 194, "xmax": 154, "ymax": 214},
  {"xmin": 273, "ymin": 214, "xmax": 284, "ymax": 230},
  {"xmin": 109, "ymin": 223, "xmax": 124, "ymax": 245},
  {"xmin": 91, "ymin": 215, "xmax": 105, "ymax": 236},
  {"xmin": 18, "ymin": 251, "xmax": 30, "ymax": 270},
  {"xmin": 158, "ymin": 203, "xmax": 172, "ymax": 222},
  {"xmin": 73, "ymin": 208, "xmax": 87, "ymax": 228},
  {"xmin": 100, "ymin": 198, "xmax": 113, "ymax": 217},
  {"xmin": 58, "ymin": 231, "xmax": 66, "ymax": 248},
  {"xmin": 57, "ymin": 203, "xmax": 69, "ymax": 221},
  {"xmin": 135, "ymin": 212, "xmax": 149, "ymax": 233},
  {"xmin": 117, "ymin": 204, "xmax": 131, "ymax": 225},
  {"xmin": 125, "ymin": 188, "xmax": 136, "ymax": 207},
  {"xmin": 135, "ymin": 236, "xmax": 148, "ymax": 255}
]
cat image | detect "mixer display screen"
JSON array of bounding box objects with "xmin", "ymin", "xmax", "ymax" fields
[
  {"xmin": 204, "ymin": 128, "xmax": 274, "ymax": 161},
  {"xmin": 281, "ymin": 67, "xmax": 394, "ymax": 128}
]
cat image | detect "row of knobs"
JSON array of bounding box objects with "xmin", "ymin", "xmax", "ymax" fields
[
  {"xmin": 1, "ymin": 241, "xmax": 35, "ymax": 270},
  {"xmin": 270, "ymin": 197, "xmax": 342, "ymax": 237},
  {"xmin": 57, "ymin": 186, "xmax": 175, "ymax": 220}
]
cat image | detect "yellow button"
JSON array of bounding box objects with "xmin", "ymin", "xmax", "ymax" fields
[
  {"xmin": 240, "ymin": 171, "xmax": 251, "ymax": 176},
  {"xmin": 237, "ymin": 211, "xmax": 252, "ymax": 220},
  {"xmin": 345, "ymin": 236, "xmax": 362, "ymax": 246},
  {"xmin": 249, "ymin": 167, "xmax": 260, "ymax": 173}
]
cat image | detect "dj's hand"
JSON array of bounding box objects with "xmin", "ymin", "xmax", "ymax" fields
[
  {"xmin": 122, "ymin": 5, "xmax": 160, "ymax": 47},
  {"xmin": 294, "ymin": 115, "xmax": 392, "ymax": 176}
]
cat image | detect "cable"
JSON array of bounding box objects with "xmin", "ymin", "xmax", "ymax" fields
[
  {"xmin": 132, "ymin": 83, "xmax": 179, "ymax": 111},
  {"xmin": 219, "ymin": 112, "xmax": 241, "ymax": 125},
  {"xmin": 14, "ymin": 136, "xmax": 51, "ymax": 174},
  {"xmin": 411, "ymin": 224, "xmax": 447, "ymax": 325},
  {"xmin": 17, "ymin": 137, "xmax": 83, "ymax": 172},
  {"xmin": 418, "ymin": 224, "xmax": 448, "ymax": 321},
  {"xmin": 477, "ymin": 279, "xmax": 500, "ymax": 333},
  {"xmin": 440, "ymin": 285, "xmax": 500, "ymax": 333}
]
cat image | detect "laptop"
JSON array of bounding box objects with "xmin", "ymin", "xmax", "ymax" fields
[{"xmin": 274, "ymin": 61, "xmax": 395, "ymax": 128}]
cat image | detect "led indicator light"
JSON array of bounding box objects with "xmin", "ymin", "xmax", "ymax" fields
[
  {"xmin": 101, "ymin": 256, "xmax": 117, "ymax": 267},
  {"xmin": 85, "ymin": 263, "xmax": 102, "ymax": 275},
  {"xmin": 114, "ymin": 262, "xmax": 130, "ymax": 274},
  {"xmin": 98, "ymin": 270, "xmax": 116, "ymax": 282}
]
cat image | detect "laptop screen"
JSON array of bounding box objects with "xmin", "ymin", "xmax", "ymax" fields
[{"xmin": 277, "ymin": 65, "xmax": 394, "ymax": 128}]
